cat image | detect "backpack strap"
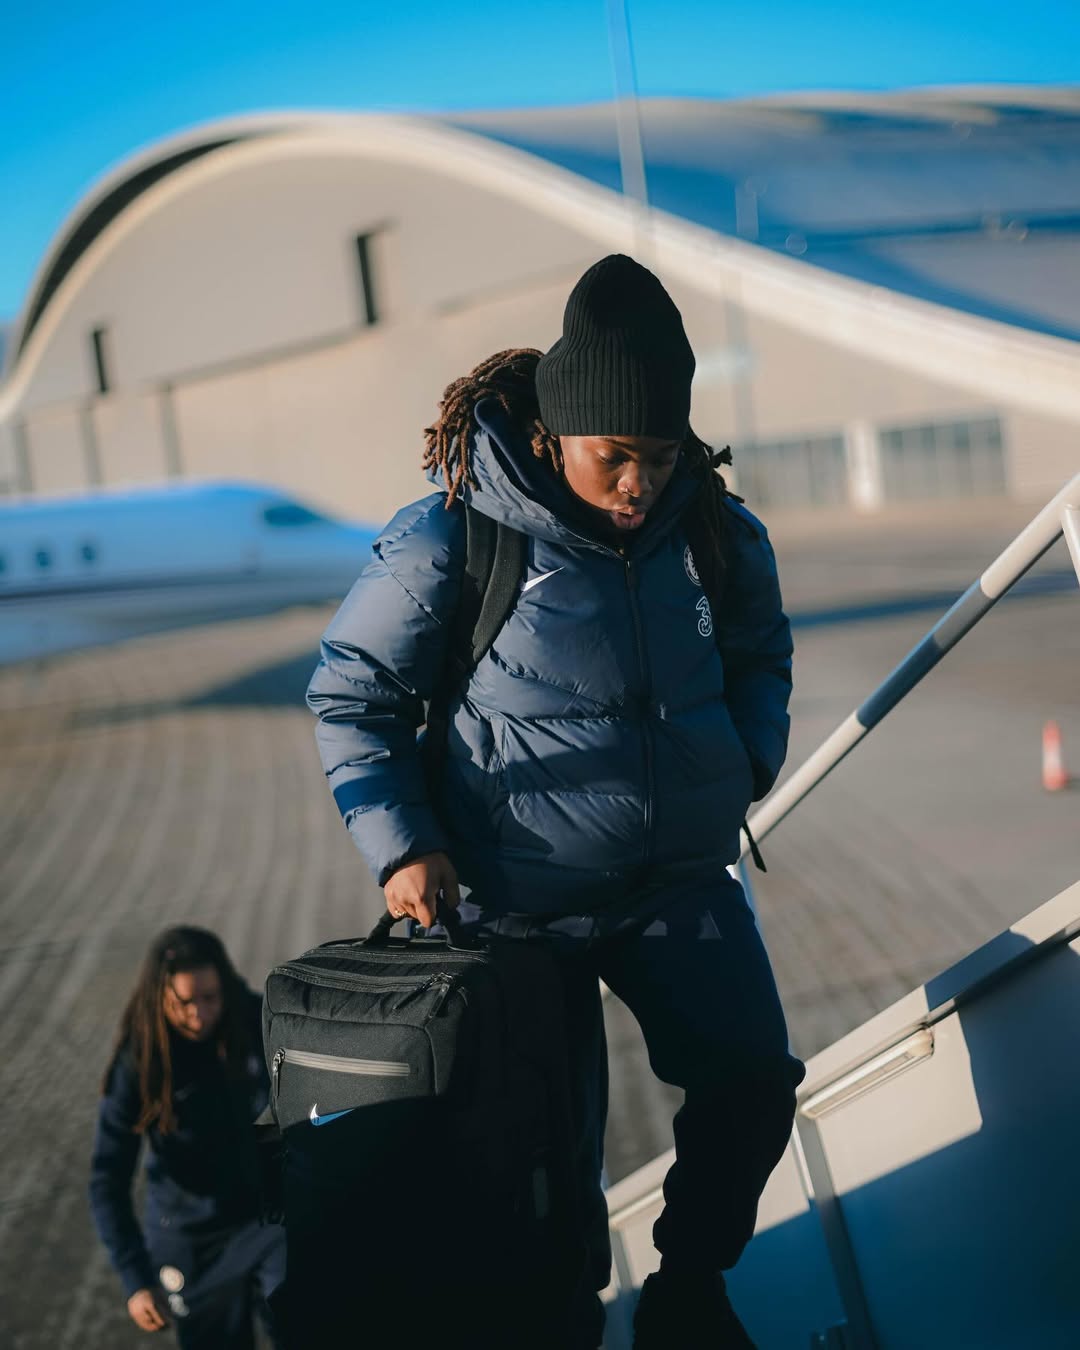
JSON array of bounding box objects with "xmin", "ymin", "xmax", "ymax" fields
[
  {"xmin": 424, "ymin": 505, "xmax": 526, "ymax": 789},
  {"xmin": 443, "ymin": 505, "xmax": 496, "ymax": 686},
  {"xmin": 683, "ymin": 493, "xmax": 768, "ymax": 873},
  {"xmin": 465, "ymin": 507, "xmax": 527, "ymax": 673}
]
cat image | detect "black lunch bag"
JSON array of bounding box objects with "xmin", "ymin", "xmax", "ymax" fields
[{"xmin": 263, "ymin": 908, "xmax": 586, "ymax": 1349}]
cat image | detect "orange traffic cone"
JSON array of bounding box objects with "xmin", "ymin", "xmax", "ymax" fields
[{"xmin": 1042, "ymin": 720, "xmax": 1069, "ymax": 792}]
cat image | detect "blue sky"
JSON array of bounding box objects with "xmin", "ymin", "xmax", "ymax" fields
[{"xmin": 1, "ymin": 0, "xmax": 1078, "ymax": 319}]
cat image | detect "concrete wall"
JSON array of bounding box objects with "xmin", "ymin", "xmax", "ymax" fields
[
  {"xmin": 2, "ymin": 125, "xmax": 1076, "ymax": 516},
  {"xmin": 675, "ymin": 278, "xmax": 1010, "ymax": 442},
  {"xmin": 2, "ymin": 136, "xmax": 599, "ymax": 514},
  {"xmin": 0, "ymin": 421, "xmax": 21, "ymax": 494},
  {"xmin": 1005, "ymin": 407, "xmax": 1080, "ymax": 500},
  {"xmin": 20, "ymin": 407, "xmax": 89, "ymax": 497},
  {"xmin": 12, "ymin": 140, "xmax": 596, "ymax": 414},
  {"xmin": 168, "ymin": 269, "xmax": 576, "ymax": 524},
  {"xmin": 92, "ymin": 391, "xmax": 171, "ymax": 487}
]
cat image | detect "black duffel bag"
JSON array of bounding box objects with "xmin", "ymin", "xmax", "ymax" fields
[{"xmin": 263, "ymin": 906, "xmax": 587, "ymax": 1349}]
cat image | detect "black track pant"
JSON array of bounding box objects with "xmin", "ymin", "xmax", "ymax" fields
[
  {"xmin": 148, "ymin": 1218, "xmax": 286, "ymax": 1350},
  {"xmin": 465, "ymin": 874, "xmax": 805, "ymax": 1343}
]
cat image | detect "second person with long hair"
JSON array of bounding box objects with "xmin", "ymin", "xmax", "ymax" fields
[{"xmin": 89, "ymin": 926, "xmax": 284, "ymax": 1348}]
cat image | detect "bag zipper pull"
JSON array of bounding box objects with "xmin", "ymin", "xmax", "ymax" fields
[
  {"xmin": 271, "ymin": 1048, "xmax": 285, "ymax": 1105},
  {"xmin": 424, "ymin": 973, "xmax": 462, "ymax": 1016}
]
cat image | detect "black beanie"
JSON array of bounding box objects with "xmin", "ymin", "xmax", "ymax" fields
[{"xmin": 535, "ymin": 254, "xmax": 695, "ymax": 439}]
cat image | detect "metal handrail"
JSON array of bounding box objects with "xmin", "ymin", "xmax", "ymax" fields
[
  {"xmin": 605, "ymin": 476, "xmax": 1080, "ymax": 1349},
  {"xmin": 740, "ymin": 471, "xmax": 1080, "ymax": 860}
]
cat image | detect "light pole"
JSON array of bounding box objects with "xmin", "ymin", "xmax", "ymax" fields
[{"xmin": 605, "ymin": 0, "xmax": 650, "ymax": 256}]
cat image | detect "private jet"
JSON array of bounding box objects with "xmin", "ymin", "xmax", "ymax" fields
[{"xmin": 0, "ymin": 480, "xmax": 377, "ymax": 665}]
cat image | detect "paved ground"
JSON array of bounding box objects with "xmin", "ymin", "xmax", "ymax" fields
[{"xmin": 0, "ymin": 502, "xmax": 1076, "ymax": 1347}]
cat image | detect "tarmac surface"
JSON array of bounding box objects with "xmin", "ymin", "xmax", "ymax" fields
[{"xmin": 0, "ymin": 499, "xmax": 1076, "ymax": 1347}]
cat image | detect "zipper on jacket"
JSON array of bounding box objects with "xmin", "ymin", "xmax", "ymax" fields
[{"xmin": 623, "ymin": 554, "xmax": 655, "ymax": 865}]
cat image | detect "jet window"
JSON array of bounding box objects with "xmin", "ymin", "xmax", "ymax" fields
[
  {"xmin": 80, "ymin": 541, "xmax": 99, "ymax": 565},
  {"xmin": 262, "ymin": 503, "xmax": 327, "ymax": 528},
  {"xmin": 34, "ymin": 546, "xmax": 53, "ymax": 570}
]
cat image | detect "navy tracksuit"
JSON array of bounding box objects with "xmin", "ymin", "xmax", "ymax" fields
[
  {"xmin": 458, "ymin": 877, "xmax": 803, "ymax": 1345},
  {"xmin": 307, "ymin": 399, "xmax": 804, "ymax": 1340},
  {"xmin": 89, "ymin": 990, "xmax": 285, "ymax": 1349}
]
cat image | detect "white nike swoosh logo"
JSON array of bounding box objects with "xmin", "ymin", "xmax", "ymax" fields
[
  {"xmin": 522, "ymin": 568, "xmax": 563, "ymax": 594},
  {"xmin": 309, "ymin": 1102, "xmax": 357, "ymax": 1127}
]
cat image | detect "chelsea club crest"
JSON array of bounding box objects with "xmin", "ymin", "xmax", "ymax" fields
[{"xmin": 683, "ymin": 545, "xmax": 701, "ymax": 586}]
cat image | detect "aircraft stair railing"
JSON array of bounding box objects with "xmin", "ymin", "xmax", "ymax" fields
[
  {"xmin": 602, "ymin": 471, "xmax": 1080, "ymax": 1350},
  {"xmin": 737, "ymin": 469, "xmax": 1080, "ymax": 862}
]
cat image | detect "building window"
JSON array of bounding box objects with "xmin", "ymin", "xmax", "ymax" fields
[
  {"xmin": 354, "ymin": 234, "xmax": 379, "ymax": 327},
  {"xmin": 90, "ymin": 326, "xmax": 111, "ymax": 395},
  {"xmin": 262, "ymin": 502, "xmax": 327, "ymax": 528},
  {"xmin": 733, "ymin": 433, "xmax": 848, "ymax": 510},
  {"xmin": 879, "ymin": 416, "xmax": 1006, "ymax": 501}
]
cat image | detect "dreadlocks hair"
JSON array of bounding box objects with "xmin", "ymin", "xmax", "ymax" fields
[
  {"xmin": 422, "ymin": 347, "xmax": 739, "ymax": 590},
  {"xmin": 423, "ymin": 349, "xmax": 561, "ymax": 506},
  {"xmin": 102, "ymin": 925, "xmax": 254, "ymax": 1135},
  {"xmin": 681, "ymin": 431, "xmax": 738, "ymax": 599}
]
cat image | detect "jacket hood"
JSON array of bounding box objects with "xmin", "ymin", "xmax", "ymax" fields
[{"xmin": 424, "ymin": 397, "xmax": 698, "ymax": 553}]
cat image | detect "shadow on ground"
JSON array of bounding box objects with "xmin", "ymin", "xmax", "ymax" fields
[{"xmin": 69, "ymin": 650, "xmax": 321, "ymax": 727}]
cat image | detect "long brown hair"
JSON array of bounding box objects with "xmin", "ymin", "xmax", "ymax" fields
[
  {"xmin": 103, "ymin": 926, "xmax": 254, "ymax": 1135},
  {"xmin": 422, "ymin": 348, "xmax": 737, "ymax": 592}
]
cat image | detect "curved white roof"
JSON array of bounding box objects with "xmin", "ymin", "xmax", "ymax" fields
[
  {"xmin": 449, "ymin": 87, "xmax": 1080, "ymax": 343},
  {"xmin": 9, "ymin": 88, "xmax": 1080, "ymax": 375},
  {"xmin": 3, "ymin": 92, "xmax": 1080, "ymax": 426}
]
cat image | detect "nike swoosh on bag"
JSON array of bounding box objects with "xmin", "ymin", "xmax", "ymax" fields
[
  {"xmin": 309, "ymin": 1103, "xmax": 357, "ymax": 1127},
  {"xmin": 521, "ymin": 568, "xmax": 563, "ymax": 594}
]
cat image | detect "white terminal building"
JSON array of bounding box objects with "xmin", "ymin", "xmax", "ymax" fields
[{"xmin": 1, "ymin": 86, "xmax": 1078, "ymax": 526}]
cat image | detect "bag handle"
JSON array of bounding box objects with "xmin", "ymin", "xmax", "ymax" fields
[{"xmin": 364, "ymin": 896, "xmax": 473, "ymax": 948}]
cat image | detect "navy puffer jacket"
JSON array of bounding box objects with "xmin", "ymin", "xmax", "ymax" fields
[{"xmin": 307, "ymin": 400, "xmax": 792, "ymax": 916}]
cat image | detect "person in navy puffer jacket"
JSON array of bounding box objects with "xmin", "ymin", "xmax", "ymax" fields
[
  {"xmin": 306, "ymin": 255, "xmax": 805, "ymax": 1348},
  {"xmin": 89, "ymin": 926, "xmax": 285, "ymax": 1347}
]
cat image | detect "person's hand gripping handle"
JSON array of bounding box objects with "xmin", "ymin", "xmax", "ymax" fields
[{"xmin": 383, "ymin": 851, "xmax": 460, "ymax": 929}]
